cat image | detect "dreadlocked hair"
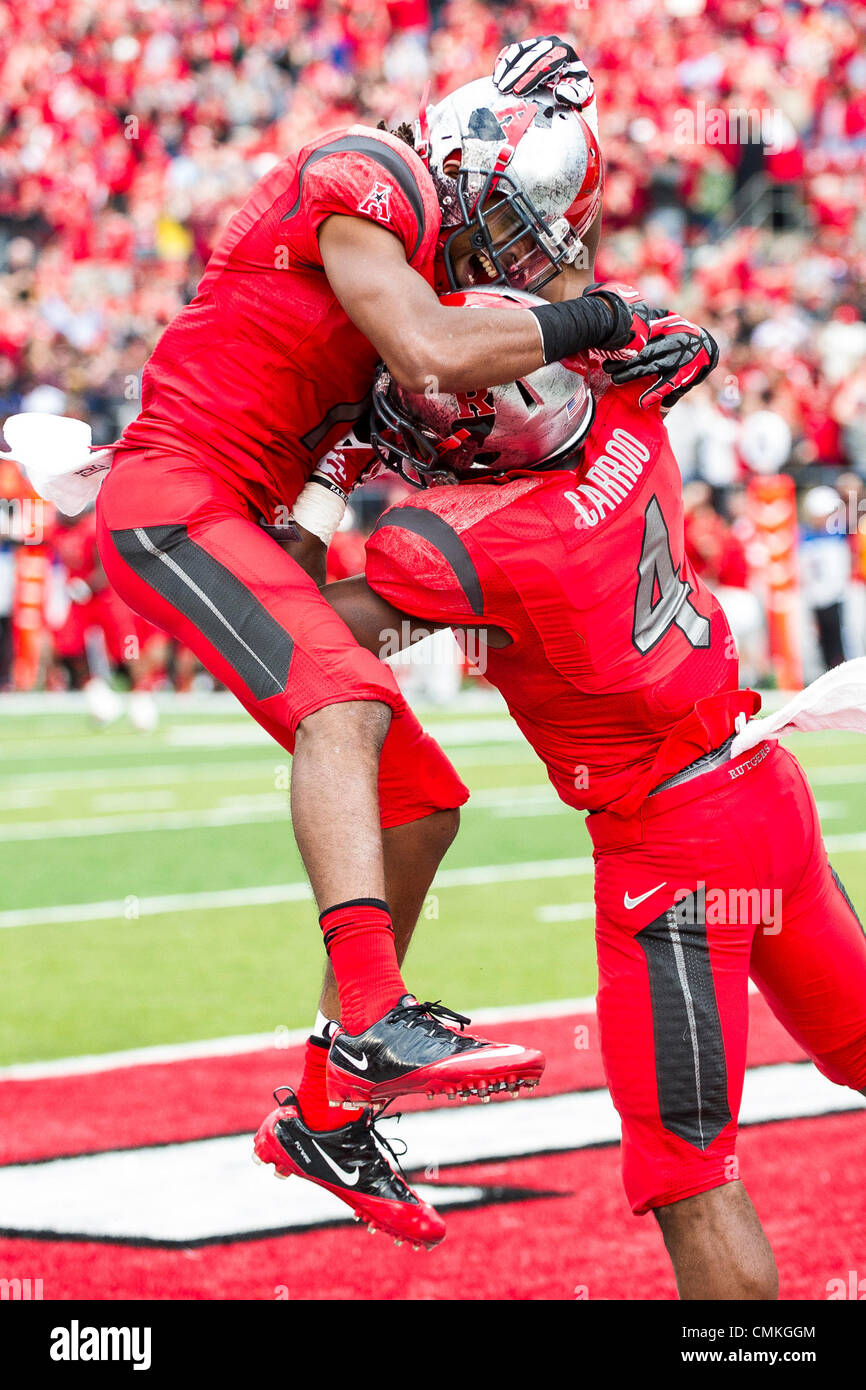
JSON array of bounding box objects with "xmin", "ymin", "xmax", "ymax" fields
[{"xmin": 377, "ymin": 119, "xmax": 415, "ymax": 148}]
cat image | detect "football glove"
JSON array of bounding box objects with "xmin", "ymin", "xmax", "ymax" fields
[
  {"xmin": 312, "ymin": 430, "xmax": 377, "ymax": 501},
  {"xmin": 602, "ymin": 311, "xmax": 719, "ymax": 409},
  {"xmin": 493, "ymin": 35, "xmax": 595, "ymax": 110}
]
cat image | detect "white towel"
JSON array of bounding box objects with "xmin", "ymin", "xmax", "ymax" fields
[
  {"xmin": 731, "ymin": 658, "xmax": 866, "ymax": 756},
  {"xmin": 2, "ymin": 413, "xmax": 113, "ymax": 515}
]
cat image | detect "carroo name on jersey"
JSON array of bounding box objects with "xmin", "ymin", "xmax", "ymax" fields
[{"xmin": 564, "ymin": 427, "xmax": 651, "ymax": 528}]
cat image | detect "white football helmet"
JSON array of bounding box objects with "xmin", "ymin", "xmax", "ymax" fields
[
  {"xmin": 370, "ymin": 287, "xmax": 595, "ymax": 487},
  {"xmin": 416, "ymin": 75, "xmax": 603, "ymax": 294}
]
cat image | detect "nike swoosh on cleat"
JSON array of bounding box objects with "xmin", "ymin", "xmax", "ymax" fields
[
  {"xmin": 332, "ymin": 1042, "xmax": 369, "ymax": 1071},
  {"xmin": 310, "ymin": 1139, "xmax": 361, "ymax": 1186},
  {"xmin": 623, "ymin": 882, "xmax": 668, "ymax": 910}
]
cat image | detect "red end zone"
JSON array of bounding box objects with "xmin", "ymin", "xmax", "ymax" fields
[{"xmin": 1, "ymin": 996, "xmax": 863, "ymax": 1300}]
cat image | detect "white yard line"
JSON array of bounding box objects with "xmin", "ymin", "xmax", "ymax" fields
[
  {"xmin": 4, "ymin": 827, "xmax": 865, "ymax": 927},
  {"xmin": 163, "ymin": 717, "xmax": 523, "ymax": 750},
  {"xmin": 0, "ymin": 855, "xmax": 595, "ymax": 931},
  {"xmin": 0, "ymin": 805, "xmax": 289, "ymax": 841},
  {"xmin": 534, "ymin": 903, "xmax": 596, "ymax": 923},
  {"xmin": 809, "ymin": 764, "xmax": 866, "ymax": 785},
  {"xmin": 0, "ymin": 759, "xmax": 279, "ymax": 791},
  {"xmin": 0, "ymin": 786, "xmax": 558, "ymax": 840}
]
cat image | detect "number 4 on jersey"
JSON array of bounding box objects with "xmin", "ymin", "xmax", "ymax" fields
[{"xmin": 633, "ymin": 496, "xmax": 711, "ymax": 653}]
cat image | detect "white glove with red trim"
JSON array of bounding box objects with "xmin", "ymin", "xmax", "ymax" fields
[{"xmin": 493, "ymin": 36, "xmax": 595, "ymax": 111}]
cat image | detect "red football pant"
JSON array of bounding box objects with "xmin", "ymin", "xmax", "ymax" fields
[
  {"xmin": 95, "ymin": 448, "xmax": 468, "ymax": 828},
  {"xmin": 588, "ymin": 742, "xmax": 866, "ymax": 1215}
]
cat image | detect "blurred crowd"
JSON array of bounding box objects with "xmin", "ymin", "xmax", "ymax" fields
[{"xmin": 1, "ymin": 0, "xmax": 866, "ymax": 696}]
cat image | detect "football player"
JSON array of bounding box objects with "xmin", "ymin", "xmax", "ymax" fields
[
  {"xmin": 316, "ymin": 286, "xmax": 866, "ymax": 1297},
  {"xmin": 93, "ymin": 42, "xmax": 639, "ymax": 1247}
]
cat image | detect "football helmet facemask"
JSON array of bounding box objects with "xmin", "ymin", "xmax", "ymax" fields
[{"xmin": 416, "ymin": 75, "xmax": 603, "ymax": 295}]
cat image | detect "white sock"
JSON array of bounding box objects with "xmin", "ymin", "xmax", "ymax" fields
[{"xmin": 312, "ymin": 1009, "xmax": 338, "ymax": 1043}]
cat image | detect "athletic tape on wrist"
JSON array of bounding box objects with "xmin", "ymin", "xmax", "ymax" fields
[{"xmin": 292, "ymin": 475, "xmax": 347, "ymax": 545}]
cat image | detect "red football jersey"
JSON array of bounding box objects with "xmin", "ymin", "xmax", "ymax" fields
[
  {"xmin": 50, "ymin": 512, "xmax": 100, "ymax": 582},
  {"xmin": 366, "ymin": 382, "xmax": 760, "ymax": 816},
  {"xmin": 118, "ymin": 126, "xmax": 441, "ymax": 515}
]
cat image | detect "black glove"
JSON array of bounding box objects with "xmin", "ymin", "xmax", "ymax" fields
[{"xmin": 603, "ymin": 312, "xmax": 719, "ymax": 409}]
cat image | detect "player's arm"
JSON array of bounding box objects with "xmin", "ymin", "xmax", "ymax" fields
[
  {"xmin": 322, "ymin": 574, "xmax": 511, "ymax": 654},
  {"xmin": 323, "ymin": 574, "xmax": 439, "ymax": 655},
  {"xmin": 318, "ymin": 216, "xmax": 644, "ymax": 394},
  {"xmin": 275, "ymin": 522, "xmax": 328, "ymax": 587}
]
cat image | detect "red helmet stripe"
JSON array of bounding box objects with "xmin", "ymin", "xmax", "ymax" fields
[
  {"xmin": 416, "ymin": 81, "xmax": 432, "ymax": 164},
  {"xmin": 563, "ymin": 115, "xmax": 604, "ymax": 236},
  {"xmin": 485, "ymin": 100, "xmax": 538, "ymax": 201}
]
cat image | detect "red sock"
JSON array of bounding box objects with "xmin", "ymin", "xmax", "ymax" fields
[
  {"xmin": 320, "ymin": 898, "xmax": 406, "ymax": 1035},
  {"xmin": 296, "ymin": 1037, "xmax": 362, "ymax": 1131}
]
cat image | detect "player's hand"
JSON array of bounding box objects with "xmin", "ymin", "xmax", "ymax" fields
[
  {"xmin": 493, "ymin": 35, "xmax": 594, "ymax": 109},
  {"xmin": 602, "ymin": 311, "xmax": 719, "ymax": 409},
  {"xmin": 582, "ymin": 281, "xmax": 653, "ymax": 355},
  {"xmin": 65, "ymin": 578, "xmax": 93, "ymax": 605},
  {"xmin": 312, "ymin": 434, "xmax": 377, "ymax": 500}
]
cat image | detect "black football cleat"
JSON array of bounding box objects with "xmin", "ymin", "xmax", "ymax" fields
[
  {"xmin": 253, "ymin": 1088, "xmax": 445, "ymax": 1250},
  {"xmin": 326, "ymin": 995, "xmax": 545, "ymax": 1109}
]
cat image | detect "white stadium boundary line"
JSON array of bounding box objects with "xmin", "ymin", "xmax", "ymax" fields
[
  {"xmin": 0, "ymin": 996, "xmax": 597, "ymax": 1081},
  {"xmin": 0, "ymin": 1060, "xmax": 860, "ymax": 1242},
  {"xmin": 0, "ymin": 855, "xmax": 596, "ymax": 931}
]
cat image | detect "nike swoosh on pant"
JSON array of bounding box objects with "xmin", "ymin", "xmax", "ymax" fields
[{"xmin": 623, "ymin": 883, "xmax": 668, "ymax": 911}]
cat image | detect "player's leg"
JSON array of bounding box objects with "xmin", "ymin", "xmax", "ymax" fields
[
  {"xmin": 291, "ymin": 699, "xmax": 391, "ymax": 904},
  {"xmin": 591, "ymin": 776, "xmax": 777, "ymax": 1299},
  {"xmin": 97, "ymin": 454, "xmax": 544, "ymax": 1112},
  {"xmin": 95, "ymin": 456, "xmax": 411, "ymax": 1017},
  {"xmin": 96, "ymin": 500, "xmax": 408, "ymax": 1023},
  {"xmin": 271, "ymin": 701, "xmax": 465, "ymax": 1128},
  {"xmin": 749, "ymin": 748, "xmax": 866, "ymax": 1095},
  {"xmin": 253, "ymin": 782, "xmax": 463, "ymax": 1253},
  {"xmin": 653, "ymin": 1183, "xmax": 778, "ymax": 1301},
  {"xmin": 316, "ymin": 808, "xmax": 462, "ymax": 1023},
  {"xmin": 316, "ymin": 704, "xmax": 466, "ymax": 1020},
  {"xmin": 251, "ymin": 703, "xmax": 465, "ymax": 1248},
  {"xmin": 658, "ymin": 746, "xmax": 866, "ymax": 1297}
]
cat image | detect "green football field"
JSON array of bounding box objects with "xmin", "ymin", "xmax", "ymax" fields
[{"xmin": 1, "ymin": 695, "xmax": 865, "ymax": 1067}]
